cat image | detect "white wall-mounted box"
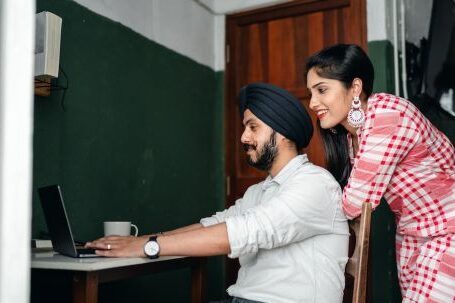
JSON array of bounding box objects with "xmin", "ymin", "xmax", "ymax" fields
[{"xmin": 34, "ymin": 11, "xmax": 62, "ymax": 79}]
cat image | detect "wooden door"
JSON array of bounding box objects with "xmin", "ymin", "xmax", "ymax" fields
[{"xmin": 224, "ymin": 0, "xmax": 367, "ymax": 290}]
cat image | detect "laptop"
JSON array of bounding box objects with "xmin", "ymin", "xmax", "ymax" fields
[{"xmin": 37, "ymin": 184, "xmax": 99, "ymax": 258}]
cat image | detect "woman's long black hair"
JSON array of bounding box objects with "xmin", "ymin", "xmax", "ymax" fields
[{"xmin": 306, "ymin": 44, "xmax": 375, "ymax": 188}]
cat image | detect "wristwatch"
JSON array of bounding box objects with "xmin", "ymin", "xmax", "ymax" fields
[{"xmin": 143, "ymin": 236, "xmax": 160, "ymax": 259}]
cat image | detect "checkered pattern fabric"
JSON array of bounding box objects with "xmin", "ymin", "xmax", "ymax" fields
[{"xmin": 342, "ymin": 93, "xmax": 455, "ymax": 301}]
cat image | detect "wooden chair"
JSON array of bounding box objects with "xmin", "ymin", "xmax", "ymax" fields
[{"xmin": 345, "ymin": 202, "xmax": 372, "ymax": 303}]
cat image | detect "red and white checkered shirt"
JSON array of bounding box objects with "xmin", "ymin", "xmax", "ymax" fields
[
  {"xmin": 343, "ymin": 93, "xmax": 455, "ymax": 236},
  {"xmin": 342, "ymin": 93, "xmax": 455, "ymax": 300}
]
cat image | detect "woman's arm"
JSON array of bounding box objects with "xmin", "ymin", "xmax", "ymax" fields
[{"xmin": 343, "ymin": 108, "xmax": 418, "ymax": 218}]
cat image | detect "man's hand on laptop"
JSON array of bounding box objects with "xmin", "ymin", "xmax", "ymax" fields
[{"xmin": 85, "ymin": 235, "xmax": 149, "ymax": 257}]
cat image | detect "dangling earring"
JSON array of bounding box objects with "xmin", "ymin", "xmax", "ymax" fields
[
  {"xmin": 329, "ymin": 128, "xmax": 338, "ymax": 134},
  {"xmin": 347, "ymin": 96, "xmax": 365, "ymax": 128}
]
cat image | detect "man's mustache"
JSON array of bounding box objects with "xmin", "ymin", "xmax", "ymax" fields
[{"xmin": 243, "ymin": 144, "xmax": 256, "ymax": 152}]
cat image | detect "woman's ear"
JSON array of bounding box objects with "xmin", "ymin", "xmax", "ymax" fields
[{"xmin": 351, "ymin": 78, "xmax": 363, "ymax": 97}]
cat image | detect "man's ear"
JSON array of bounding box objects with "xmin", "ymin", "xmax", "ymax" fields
[
  {"xmin": 275, "ymin": 132, "xmax": 286, "ymax": 143},
  {"xmin": 283, "ymin": 137, "xmax": 293, "ymax": 145},
  {"xmin": 286, "ymin": 139, "xmax": 298, "ymax": 151},
  {"xmin": 277, "ymin": 134, "xmax": 295, "ymax": 148}
]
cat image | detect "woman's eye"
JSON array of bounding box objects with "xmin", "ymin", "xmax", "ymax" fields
[{"xmin": 318, "ymin": 88, "xmax": 326, "ymax": 94}]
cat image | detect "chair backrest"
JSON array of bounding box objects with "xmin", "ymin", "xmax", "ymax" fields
[{"xmin": 345, "ymin": 202, "xmax": 372, "ymax": 303}]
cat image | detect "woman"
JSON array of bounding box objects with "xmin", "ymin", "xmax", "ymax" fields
[{"xmin": 306, "ymin": 44, "xmax": 455, "ymax": 302}]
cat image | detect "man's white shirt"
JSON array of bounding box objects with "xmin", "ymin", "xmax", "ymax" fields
[{"xmin": 201, "ymin": 155, "xmax": 349, "ymax": 303}]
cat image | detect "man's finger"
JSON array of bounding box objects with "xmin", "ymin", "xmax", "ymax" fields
[
  {"xmin": 87, "ymin": 241, "xmax": 108, "ymax": 249},
  {"xmin": 95, "ymin": 249, "xmax": 113, "ymax": 257}
]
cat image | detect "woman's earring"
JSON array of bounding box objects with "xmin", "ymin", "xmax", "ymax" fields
[
  {"xmin": 329, "ymin": 128, "xmax": 338, "ymax": 134},
  {"xmin": 347, "ymin": 96, "xmax": 365, "ymax": 128}
]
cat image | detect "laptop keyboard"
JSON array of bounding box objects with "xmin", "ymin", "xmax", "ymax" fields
[{"xmin": 76, "ymin": 248, "xmax": 96, "ymax": 254}]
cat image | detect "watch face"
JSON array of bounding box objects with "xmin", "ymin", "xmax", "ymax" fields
[{"xmin": 144, "ymin": 241, "xmax": 160, "ymax": 257}]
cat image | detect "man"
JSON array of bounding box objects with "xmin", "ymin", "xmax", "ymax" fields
[{"xmin": 86, "ymin": 83, "xmax": 349, "ymax": 303}]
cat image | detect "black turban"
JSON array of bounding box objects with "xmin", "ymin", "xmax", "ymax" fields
[{"xmin": 239, "ymin": 82, "xmax": 313, "ymax": 149}]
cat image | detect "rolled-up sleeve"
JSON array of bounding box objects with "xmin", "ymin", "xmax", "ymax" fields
[
  {"xmin": 226, "ymin": 175, "xmax": 341, "ymax": 258},
  {"xmin": 200, "ymin": 187, "xmax": 258, "ymax": 227}
]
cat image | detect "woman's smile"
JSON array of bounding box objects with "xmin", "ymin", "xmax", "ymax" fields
[{"xmin": 315, "ymin": 109, "xmax": 329, "ymax": 120}]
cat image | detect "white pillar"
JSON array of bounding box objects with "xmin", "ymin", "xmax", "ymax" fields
[{"xmin": 0, "ymin": 0, "xmax": 35, "ymax": 301}]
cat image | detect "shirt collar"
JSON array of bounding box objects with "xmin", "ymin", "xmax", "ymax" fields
[{"xmin": 262, "ymin": 154, "xmax": 308, "ymax": 190}]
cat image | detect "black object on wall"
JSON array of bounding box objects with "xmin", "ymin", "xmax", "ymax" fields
[
  {"xmin": 408, "ymin": 0, "xmax": 455, "ymax": 144},
  {"xmin": 423, "ymin": 0, "xmax": 455, "ymax": 100}
]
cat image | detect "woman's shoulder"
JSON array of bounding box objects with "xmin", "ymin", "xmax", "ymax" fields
[
  {"xmin": 368, "ymin": 92, "xmax": 406, "ymax": 107},
  {"xmin": 365, "ymin": 93, "xmax": 426, "ymax": 132},
  {"xmin": 367, "ymin": 93, "xmax": 417, "ymax": 115}
]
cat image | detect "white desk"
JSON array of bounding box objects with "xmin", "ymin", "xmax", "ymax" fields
[{"xmin": 31, "ymin": 251, "xmax": 207, "ymax": 303}]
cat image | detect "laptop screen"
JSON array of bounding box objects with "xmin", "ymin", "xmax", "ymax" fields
[{"xmin": 38, "ymin": 185, "xmax": 78, "ymax": 257}]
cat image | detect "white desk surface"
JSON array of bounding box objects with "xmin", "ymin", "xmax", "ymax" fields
[{"xmin": 31, "ymin": 251, "xmax": 185, "ymax": 272}]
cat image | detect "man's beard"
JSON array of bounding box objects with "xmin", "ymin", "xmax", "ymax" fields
[{"xmin": 243, "ymin": 131, "xmax": 278, "ymax": 172}]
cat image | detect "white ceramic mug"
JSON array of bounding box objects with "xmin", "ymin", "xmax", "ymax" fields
[{"xmin": 104, "ymin": 221, "xmax": 139, "ymax": 237}]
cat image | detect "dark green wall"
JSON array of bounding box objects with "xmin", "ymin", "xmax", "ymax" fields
[
  {"xmin": 368, "ymin": 40, "xmax": 402, "ymax": 303},
  {"xmin": 32, "ymin": 0, "xmax": 224, "ymax": 302}
]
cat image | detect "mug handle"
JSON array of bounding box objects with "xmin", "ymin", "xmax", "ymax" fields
[{"xmin": 131, "ymin": 224, "xmax": 139, "ymax": 237}]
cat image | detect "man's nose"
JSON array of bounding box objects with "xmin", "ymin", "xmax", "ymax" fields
[{"xmin": 240, "ymin": 129, "xmax": 249, "ymax": 143}]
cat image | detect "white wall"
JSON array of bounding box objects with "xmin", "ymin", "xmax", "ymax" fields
[
  {"xmin": 367, "ymin": 0, "xmax": 390, "ymax": 41},
  {"xmin": 73, "ymin": 0, "xmax": 219, "ymax": 70}
]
